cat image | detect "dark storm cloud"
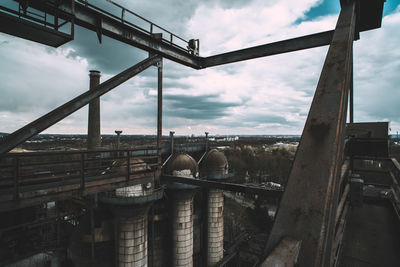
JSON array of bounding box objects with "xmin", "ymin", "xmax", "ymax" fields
[
  {"xmin": 164, "ymin": 94, "xmax": 242, "ymax": 120},
  {"xmin": 65, "ymin": 27, "xmax": 148, "ymax": 73},
  {"xmin": 62, "ymin": 0, "xmax": 197, "ymax": 74},
  {"xmin": 62, "ymin": 0, "xmax": 257, "ymax": 74}
]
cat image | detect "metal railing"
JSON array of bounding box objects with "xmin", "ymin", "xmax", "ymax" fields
[
  {"xmin": 77, "ymin": 0, "xmax": 193, "ymax": 52},
  {"xmin": 0, "ymin": 0, "xmax": 75, "ymax": 36},
  {"xmin": 0, "ymin": 148, "xmax": 158, "ymax": 211}
]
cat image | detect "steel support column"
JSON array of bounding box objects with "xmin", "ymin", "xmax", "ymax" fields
[
  {"xmin": 156, "ymin": 58, "xmax": 163, "ymax": 184},
  {"xmin": 265, "ymin": 1, "xmax": 356, "ymax": 266},
  {"xmin": 0, "ymin": 55, "xmax": 161, "ymax": 155},
  {"xmin": 350, "ymin": 54, "xmax": 354, "ymax": 123}
]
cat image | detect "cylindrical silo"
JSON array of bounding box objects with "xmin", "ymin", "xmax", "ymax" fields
[
  {"xmin": 200, "ymin": 149, "xmax": 229, "ymax": 267},
  {"xmin": 99, "ymin": 171, "xmax": 163, "ymax": 267},
  {"xmin": 165, "ymin": 152, "xmax": 199, "ymax": 267},
  {"xmin": 117, "ymin": 204, "xmax": 149, "ymax": 267}
]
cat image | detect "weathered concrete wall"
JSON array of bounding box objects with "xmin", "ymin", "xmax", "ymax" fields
[
  {"xmin": 118, "ymin": 214, "xmax": 148, "ymax": 267},
  {"xmin": 171, "ymin": 194, "xmax": 195, "ymax": 267},
  {"xmin": 208, "ymin": 189, "xmax": 224, "ymax": 266}
]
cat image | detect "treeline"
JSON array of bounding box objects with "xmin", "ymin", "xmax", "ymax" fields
[{"xmin": 224, "ymin": 145, "xmax": 295, "ymax": 186}]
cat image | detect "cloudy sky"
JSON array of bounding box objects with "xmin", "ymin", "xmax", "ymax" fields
[{"xmin": 0, "ymin": 0, "xmax": 399, "ymax": 136}]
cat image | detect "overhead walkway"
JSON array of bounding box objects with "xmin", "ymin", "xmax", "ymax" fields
[
  {"xmin": 339, "ymin": 200, "xmax": 400, "ymax": 267},
  {"xmin": 339, "ymin": 157, "xmax": 400, "ymax": 267}
]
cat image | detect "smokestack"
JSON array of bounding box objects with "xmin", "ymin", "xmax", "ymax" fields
[
  {"xmin": 88, "ymin": 70, "xmax": 101, "ymax": 150},
  {"xmin": 170, "ymin": 131, "xmax": 175, "ymax": 154},
  {"xmin": 115, "ymin": 130, "xmax": 122, "ymax": 149},
  {"xmin": 205, "ymin": 132, "xmax": 209, "ymax": 152}
]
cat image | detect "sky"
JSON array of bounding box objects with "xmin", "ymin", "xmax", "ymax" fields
[{"xmin": 0, "ymin": 0, "xmax": 399, "ymax": 136}]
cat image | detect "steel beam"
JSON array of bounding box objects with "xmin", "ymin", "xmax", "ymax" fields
[
  {"xmin": 265, "ymin": 1, "xmax": 356, "ymax": 266},
  {"xmin": 200, "ymin": 30, "xmax": 334, "ymax": 68},
  {"xmin": 24, "ymin": 0, "xmax": 200, "ymax": 69},
  {"xmin": 3, "ymin": 1, "xmax": 336, "ymax": 69},
  {"xmin": 0, "ymin": 55, "xmax": 161, "ymax": 155},
  {"xmin": 162, "ymin": 175, "xmax": 283, "ymax": 199},
  {"xmin": 261, "ymin": 238, "xmax": 302, "ymax": 267},
  {"xmin": 350, "ymin": 55, "xmax": 354, "ymax": 123},
  {"xmin": 156, "ymin": 58, "xmax": 163, "ymax": 183}
]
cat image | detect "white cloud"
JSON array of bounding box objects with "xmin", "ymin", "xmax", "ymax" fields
[
  {"xmin": 0, "ymin": 35, "xmax": 90, "ymax": 133},
  {"xmin": 0, "ymin": 1, "xmax": 399, "ymax": 137},
  {"xmin": 186, "ymin": 0, "xmax": 323, "ymax": 55},
  {"xmin": 353, "ymin": 6, "xmax": 400, "ymax": 129}
]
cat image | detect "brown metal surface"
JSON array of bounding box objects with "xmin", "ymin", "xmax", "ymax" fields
[
  {"xmin": 0, "ymin": 55, "xmax": 161, "ymax": 156},
  {"xmin": 335, "ymin": 184, "xmax": 350, "ymax": 226},
  {"xmin": 265, "ymin": 1, "xmax": 356, "ymax": 266},
  {"xmin": 199, "ymin": 149, "xmax": 228, "ymax": 174},
  {"xmin": 261, "ymin": 237, "xmax": 302, "ymax": 267},
  {"xmin": 164, "ymin": 153, "xmax": 199, "ymax": 177}
]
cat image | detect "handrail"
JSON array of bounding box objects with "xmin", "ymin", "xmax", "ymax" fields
[
  {"xmin": 76, "ymin": 0, "xmax": 190, "ymax": 50},
  {"xmin": 2, "ymin": 146, "xmax": 158, "ymax": 157},
  {"xmin": 0, "ymin": 148, "xmax": 158, "ymax": 211},
  {"xmin": 105, "ymin": 0, "xmax": 188, "ymax": 44},
  {"xmin": 0, "ymin": 0, "xmax": 75, "ymax": 35}
]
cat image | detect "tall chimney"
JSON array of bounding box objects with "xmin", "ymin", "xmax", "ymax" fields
[
  {"xmin": 88, "ymin": 70, "xmax": 101, "ymax": 150},
  {"xmin": 170, "ymin": 131, "xmax": 175, "ymax": 154},
  {"xmin": 115, "ymin": 130, "xmax": 122, "ymax": 149},
  {"xmin": 205, "ymin": 132, "xmax": 209, "ymax": 152}
]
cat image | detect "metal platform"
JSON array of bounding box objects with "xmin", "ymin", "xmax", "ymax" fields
[{"xmin": 0, "ymin": 11, "xmax": 72, "ymax": 47}]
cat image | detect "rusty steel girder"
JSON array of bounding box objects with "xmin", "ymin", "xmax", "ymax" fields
[{"xmin": 265, "ymin": 1, "xmax": 356, "ymax": 266}]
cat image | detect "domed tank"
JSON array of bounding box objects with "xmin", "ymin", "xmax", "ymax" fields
[
  {"xmin": 200, "ymin": 149, "xmax": 228, "ymax": 266},
  {"xmin": 165, "ymin": 152, "xmax": 199, "ymax": 179},
  {"xmin": 165, "ymin": 152, "xmax": 199, "ymax": 267},
  {"xmin": 200, "ymin": 149, "xmax": 228, "ymax": 179}
]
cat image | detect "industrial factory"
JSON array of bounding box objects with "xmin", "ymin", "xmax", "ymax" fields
[{"xmin": 2, "ymin": 0, "xmax": 400, "ymax": 266}]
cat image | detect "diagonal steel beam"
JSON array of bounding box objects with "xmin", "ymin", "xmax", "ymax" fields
[
  {"xmin": 200, "ymin": 30, "xmax": 334, "ymax": 68},
  {"xmin": 0, "ymin": 55, "xmax": 161, "ymax": 156},
  {"xmin": 264, "ymin": 1, "xmax": 356, "ymax": 266}
]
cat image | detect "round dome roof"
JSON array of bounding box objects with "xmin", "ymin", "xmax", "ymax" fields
[
  {"xmin": 165, "ymin": 152, "xmax": 199, "ymax": 178},
  {"xmin": 200, "ymin": 149, "xmax": 228, "ymax": 174}
]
